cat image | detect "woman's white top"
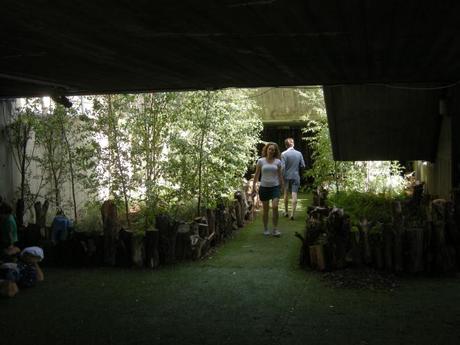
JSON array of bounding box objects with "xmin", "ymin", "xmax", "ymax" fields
[{"xmin": 257, "ymin": 157, "xmax": 282, "ymax": 187}]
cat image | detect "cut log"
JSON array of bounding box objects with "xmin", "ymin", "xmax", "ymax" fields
[
  {"xmin": 191, "ymin": 235, "xmax": 207, "ymax": 260},
  {"xmin": 369, "ymin": 223, "xmax": 384, "ymax": 270},
  {"xmin": 131, "ymin": 235, "xmax": 145, "ymax": 267},
  {"xmin": 117, "ymin": 228, "xmax": 133, "ymax": 267},
  {"xmin": 392, "ymin": 201, "xmax": 404, "ymax": 273},
  {"xmin": 234, "ymin": 200, "xmax": 244, "ymax": 228},
  {"xmin": 295, "ymin": 231, "xmax": 310, "ymax": 267},
  {"xmin": 350, "ymin": 227, "xmax": 362, "ymax": 266},
  {"xmin": 383, "ymin": 224, "xmax": 394, "ymax": 271},
  {"xmin": 145, "ymin": 229, "xmax": 160, "ymax": 269},
  {"xmin": 34, "ymin": 200, "xmax": 49, "ymax": 239},
  {"xmin": 101, "ymin": 200, "xmax": 119, "ymax": 266},
  {"xmin": 309, "ymin": 244, "xmax": 326, "ymax": 271},
  {"xmin": 206, "ymin": 209, "xmax": 216, "ymax": 244},
  {"xmin": 405, "ymin": 227, "xmax": 424, "ymax": 273},
  {"xmin": 175, "ymin": 222, "xmax": 192, "ymax": 261},
  {"xmin": 234, "ymin": 191, "xmax": 245, "ymax": 227},
  {"xmin": 359, "ymin": 219, "xmax": 372, "ymax": 265},
  {"xmin": 156, "ymin": 214, "xmax": 178, "ymax": 265}
]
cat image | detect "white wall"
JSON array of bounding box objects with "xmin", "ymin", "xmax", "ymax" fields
[{"xmin": 0, "ymin": 99, "xmax": 89, "ymax": 224}]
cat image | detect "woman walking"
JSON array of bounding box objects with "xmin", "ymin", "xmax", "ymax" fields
[{"xmin": 252, "ymin": 142, "xmax": 284, "ymax": 237}]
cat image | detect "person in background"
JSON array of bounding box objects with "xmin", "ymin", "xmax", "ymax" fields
[
  {"xmin": 252, "ymin": 142, "xmax": 284, "ymax": 237},
  {"xmin": 51, "ymin": 209, "xmax": 72, "ymax": 243},
  {"xmin": 281, "ymin": 138, "xmax": 305, "ymax": 220},
  {"xmin": 0, "ymin": 202, "xmax": 18, "ymax": 254}
]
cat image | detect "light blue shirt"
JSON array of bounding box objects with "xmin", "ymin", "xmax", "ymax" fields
[{"xmin": 281, "ymin": 147, "xmax": 305, "ymax": 180}]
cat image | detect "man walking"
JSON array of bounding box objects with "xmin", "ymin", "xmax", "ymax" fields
[{"xmin": 281, "ymin": 138, "xmax": 305, "ymax": 220}]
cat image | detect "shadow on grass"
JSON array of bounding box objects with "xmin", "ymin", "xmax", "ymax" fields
[{"xmin": 1, "ymin": 194, "xmax": 460, "ymax": 345}]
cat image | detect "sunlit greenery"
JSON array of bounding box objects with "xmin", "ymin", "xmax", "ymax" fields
[{"xmin": 11, "ymin": 89, "xmax": 262, "ymax": 229}]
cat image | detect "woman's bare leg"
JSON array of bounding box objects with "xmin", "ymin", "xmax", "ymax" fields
[
  {"xmin": 262, "ymin": 201, "xmax": 270, "ymax": 232},
  {"xmin": 272, "ymin": 198, "xmax": 279, "ymax": 229}
]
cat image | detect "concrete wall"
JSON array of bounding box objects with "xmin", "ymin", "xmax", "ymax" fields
[
  {"xmin": 0, "ymin": 100, "xmax": 16, "ymax": 202},
  {"xmin": 255, "ymin": 87, "xmax": 321, "ymax": 124},
  {"xmin": 415, "ymin": 113, "xmax": 452, "ymax": 199}
]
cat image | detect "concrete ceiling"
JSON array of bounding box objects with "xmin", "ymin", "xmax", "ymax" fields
[
  {"xmin": 2, "ymin": 1, "xmax": 460, "ymax": 161},
  {"xmin": 324, "ymin": 85, "xmax": 442, "ymax": 161},
  {"xmin": 2, "ymin": 1, "xmax": 460, "ymax": 97}
]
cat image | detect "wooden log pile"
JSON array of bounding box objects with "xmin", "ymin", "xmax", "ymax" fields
[
  {"xmin": 300, "ymin": 196, "xmax": 460, "ymax": 276},
  {"xmin": 40, "ymin": 183, "xmax": 255, "ymax": 269}
]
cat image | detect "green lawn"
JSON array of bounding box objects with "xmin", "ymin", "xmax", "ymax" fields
[{"xmin": 1, "ymin": 194, "xmax": 460, "ymax": 345}]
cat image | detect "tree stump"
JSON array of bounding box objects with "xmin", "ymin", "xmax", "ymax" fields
[
  {"xmin": 156, "ymin": 214, "xmax": 178, "ymax": 265},
  {"xmin": 369, "ymin": 223, "xmax": 384, "ymax": 270},
  {"xmin": 34, "ymin": 200, "xmax": 49, "ymax": 239},
  {"xmin": 359, "ymin": 219, "xmax": 372, "ymax": 265},
  {"xmin": 336, "ymin": 214, "xmax": 350, "ymax": 269},
  {"xmin": 431, "ymin": 199, "xmax": 456, "ymax": 274},
  {"xmin": 101, "ymin": 200, "xmax": 119, "ymax": 266},
  {"xmin": 295, "ymin": 231, "xmax": 310, "ymax": 268},
  {"xmin": 405, "ymin": 227, "xmax": 424, "ymax": 273},
  {"xmin": 234, "ymin": 199, "xmax": 244, "ymax": 228},
  {"xmin": 117, "ymin": 228, "xmax": 133, "ymax": 267},
  {"xmin": 309, "ymin": 244, "xmax": 326, "ymax": 271},
  {"xmin": 206, "ymin": 209, "xmax": 216, "ymax": 244},
  {"xmin": 392, "ymin": 201, "xmax": 404, "ymax": 273},
  {"xmin": 145, "ymin": 229, "xmax": 160, "ymax": 269},
  {"xmin": 350, "ymin": 228, "xmax": 362, "ymax": 266},
  {"xmin": 383, "ymin": 224, "xmax": 394, "ymax": 271},
  {"xmin": 215, "ymin": 206, "xmax": 225, "ymax": 243},
  {"xmin": 131, "ymin": 234, "xmax": 145, "ymax": 267},
  {"xmin": 175, "ymin": 222, "xmax": 193, "ymax": 261},
  {"xmin": 230, "ymin": 204, "xmax": 238, "ymax": 231}
]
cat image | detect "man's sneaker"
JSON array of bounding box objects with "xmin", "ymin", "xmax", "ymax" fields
[
  {"xmin": 290, "ymin": 216, "xmax": 295, "ymax": 221},
  {"xmin": 271, "ymin": 229, "xmax": 281, "ymax": 237},
  {"xmin": 283, "ymin": 212, "xmax": 289, "ymax": 218},
  {"xmin": 263, "ymin": 229, "xmax": 270, "ymax": 236}
]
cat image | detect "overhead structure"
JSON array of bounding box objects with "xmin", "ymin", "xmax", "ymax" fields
[
  {"xmin": 2, "ymin": 1, "xmax": 460, "ymax": 97},
  {"xmin": 2, "ymin": 1, "xmax": 460, "ymax": 162}
]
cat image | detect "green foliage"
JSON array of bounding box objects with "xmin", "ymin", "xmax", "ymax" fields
[
  {"xmin": 34, "ymin": 104, "xmax": 71, "ymax": 207},
  {"xmin": 74, "ymin": 201, "xmax": 103, "ymax": 234},
  {"xmin": 164, "ymin": 89, "xmax": 262, "ymax": 214},
  {"xmin": 3, "ymin": 99, "xmax": 42, "ymax": 207},
  {"xmin": 78, "ymin": 89, "xmax": 262, "ymax": 227},
  {"xmin": 126, "ymin": 92, "xmax": 180, "ymax": 213},
  {"xmin": 11, "ymin": 90, "xmax": 261, "ymax": 229},
  {"xmin": 90, "ymin": 94, "xmax": 135, "ymax": 227},
  {"xmin": 297, "ymin": 87, "xmax": 327, "ymax": 120},
  {"xmin": 329, "ymin": 191, "xmax": 406, "ymax": 224}
]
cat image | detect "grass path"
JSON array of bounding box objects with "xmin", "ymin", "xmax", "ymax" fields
[{"xmin": 2, "ymin": 194, "xmax": 460, "ymax": 345}]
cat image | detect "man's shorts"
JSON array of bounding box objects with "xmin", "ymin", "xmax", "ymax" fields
[
  {"xmin": 285, "ymin": 178, "xmax": 300, "ymax": 193},
  {"xmin": 259, "ymin": 185, "xmax": 281, "ymax": 202}
]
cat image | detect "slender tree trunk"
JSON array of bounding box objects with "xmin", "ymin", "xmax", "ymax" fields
[
  {"xmin": 16, "ymin": 125, "xmax": 29, "ymax": 227},
  {"xmin": 196, "ymin": 93, "xmax": 211, "ymax": 216},
  {"xmin": 20, "ymin": 126, "xmax": 28, "ymax": 201},
  {"xmin": 108, "ymin": 96, "xmax": 131, "ymax": 228},
  {"xmin": 62, "ymin": 125, "xmax": 78, "ymax": 222}
]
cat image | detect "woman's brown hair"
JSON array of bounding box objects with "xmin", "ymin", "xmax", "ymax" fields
[{"xmin": 261, "ymin": 142, "xmax": 281, "ymax": 159}]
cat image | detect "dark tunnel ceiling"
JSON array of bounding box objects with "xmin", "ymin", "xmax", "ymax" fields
[{"xmin": 2, "ymin": 1, "xmax": 460, "ymax": 97}]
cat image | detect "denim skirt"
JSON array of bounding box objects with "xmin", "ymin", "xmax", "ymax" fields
[{"xmin": 258, "ymin": 185, "xmax": 281, "ymax": 201}]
